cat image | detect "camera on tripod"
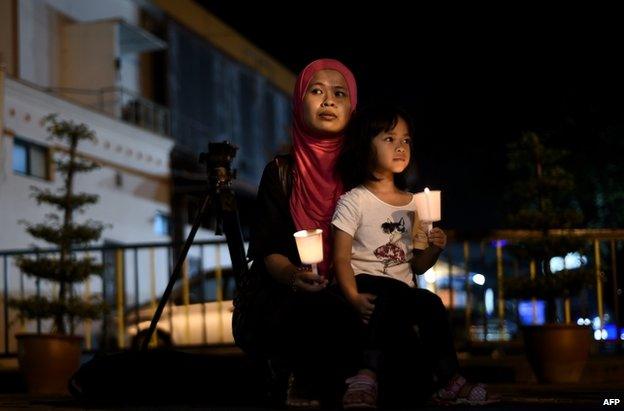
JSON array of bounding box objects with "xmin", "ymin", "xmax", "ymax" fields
[{"xmin": 198, "ymin": 141, "xmax": 238, "ymax": 188}]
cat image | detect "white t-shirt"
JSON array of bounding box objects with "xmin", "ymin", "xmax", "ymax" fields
[{"xmin": 332, "ymin": 185, "xmax": 429, "ymax": 287}]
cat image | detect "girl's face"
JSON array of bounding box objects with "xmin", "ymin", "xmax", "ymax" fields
[
  {"xmin": 371, "ymin": 116, "xmax": 411, "ymax": 177},
  {"xmin": 302, "ymin": 69, "xmax": 352, "ymax": 135}
]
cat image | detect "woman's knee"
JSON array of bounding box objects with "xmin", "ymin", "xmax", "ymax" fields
[
  {"xmin": 410, "ymin": 288, "xmax": 450, "ymax": 321},
  {"xmin": 412, "ymin": 287, "xmax": 444, "ymax": 306}
]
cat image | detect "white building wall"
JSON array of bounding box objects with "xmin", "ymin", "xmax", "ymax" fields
[
  {"xmin": 0, "ymin": 1, "xmax": 250, "ymax": 350},
  {"xmin": 18, "ymin": 0, "xmax": 140, "ymax": 92},
  {"xmin": 36, "ymin": 0, "xmax": 138, "ymax": 23},
  {"xmin": 18, "ymin": 0, "xmax": 60, "ymax": 88},
  {"xmin": 1, "ymin": 77, "xmax": 173, "ymax": 250}
]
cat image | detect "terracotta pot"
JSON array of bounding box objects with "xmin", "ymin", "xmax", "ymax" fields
[
  {"xmin": 16, "ymin": 333, "xmax": 83, "ymax": 395},
  {"xmin": 521, "ymin": 324, "xmax": 591, "ymax": 383}
]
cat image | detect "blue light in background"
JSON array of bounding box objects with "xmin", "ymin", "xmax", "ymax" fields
[
  {"xmin": 491, "ymin": 239, "xmax": 508, "ymax": 248},
  {"xmin": 518, "ymin": 300, "xmax": 545, "ymax": 325},
  {"xmin": 604, "ymin": 324, "xmax": 617, "ymax": 341}
]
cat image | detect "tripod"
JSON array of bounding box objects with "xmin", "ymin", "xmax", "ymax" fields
[{"xmin": 140, "ymin": 142, "xmax": 248, "ymax": 352}]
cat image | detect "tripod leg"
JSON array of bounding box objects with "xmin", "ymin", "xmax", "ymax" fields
[
  {"xmin": 219, "ymin": 190, "xmax": 249, "ymax": 282},
  {"xmin": 140, "ymin": 191, "xmax": 212, "ymax": 352}
]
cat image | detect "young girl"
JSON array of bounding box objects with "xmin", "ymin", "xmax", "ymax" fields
[{"xmin": 332, "ymin": 105, "xmax": 498, "ymax": 408}]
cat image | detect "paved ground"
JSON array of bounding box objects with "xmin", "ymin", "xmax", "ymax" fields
[
  {"xmin": 0, "ymin": 382, "xmax": 621, "ymax": 410},
  {"xmin": 1, "ymin": 347, "xmax": 622, "ymax": 410}
]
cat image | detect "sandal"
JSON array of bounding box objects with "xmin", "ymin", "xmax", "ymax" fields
[
  {"xmin": 431, "ymin": 374, "xmax": 501, "ymax": 405},
  {"xmin": 343, "ymin": 373, "xmax": 378, "ymax": 409},
  {"xmin": 286, "ymin": 373, "xmax": 321, "ymax": 409}
]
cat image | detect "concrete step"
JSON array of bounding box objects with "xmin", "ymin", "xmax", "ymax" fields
[{"xmin": 459, "ymin": 352, "xmax": 624, "ymax": 383}]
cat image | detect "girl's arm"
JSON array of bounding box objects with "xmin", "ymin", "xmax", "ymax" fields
[
  {"xmin": 334, "ymin": 228, "xmax": 376, "ymax": 322},
  {"xmin": 411, "ymin": 246, "xmax": 443, "ymax": 274},
  {"xmin": 333, "ymin": 228, "xmax": 359, "ymax": 301},
  {"xmin": 411, "ymin": 227, "xmax": 447, "ymax": 274}
]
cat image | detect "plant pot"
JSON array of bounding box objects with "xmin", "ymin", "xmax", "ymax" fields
[
  {"xmin": 16, "ymin": 333, "xmax": 83, "ymax": 395},
  {"xmin": 521, "ymin": 324, "xmax": 591, "ymax": 383}
]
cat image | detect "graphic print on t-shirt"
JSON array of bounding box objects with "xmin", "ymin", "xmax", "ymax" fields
[{"xmin": 374, "ymin": 217, "xmax": 407, "ymax": 274}]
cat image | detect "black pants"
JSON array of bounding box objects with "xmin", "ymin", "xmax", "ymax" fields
[
  {"xmin": 253, "ymin": 284, "xmax": 361, "ymax": 403},
  {"xmin": 286, "ymin": 285, "xmax": 361, "ymax": 384},
  {"xmin": 355, "ymin": 274, "xmax": 460, "ymax": 404}
]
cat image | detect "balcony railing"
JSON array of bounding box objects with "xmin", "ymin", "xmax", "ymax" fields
[{"xmin": 46, "ymin": 86, "xmax": 171, "ymax": 137}]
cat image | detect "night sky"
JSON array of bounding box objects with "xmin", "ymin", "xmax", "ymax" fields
[{"xmin": 195, "ymin": 3, "xmax": 624, "ymax": 230}]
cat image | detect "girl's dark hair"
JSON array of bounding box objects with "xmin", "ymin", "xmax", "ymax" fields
[{"xmin": 337, "ymin": 104, "xmax": 416, "ymax": 191}]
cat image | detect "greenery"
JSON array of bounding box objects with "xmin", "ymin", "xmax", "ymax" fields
[
  {"xmin": 502, "ymin": 132, "xmax": 594, "ymax": 322},
  {"xmin": 548, "ymin": 103, "xmax": 624, "ymax": 228},
  {"xmin": 9, "ymin": 114, "xmax": 108, "ymax": 335}
]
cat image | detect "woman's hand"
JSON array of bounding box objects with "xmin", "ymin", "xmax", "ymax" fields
[
  {"xmin": 292, "ymin": 266, "xmax": 328, "ymax": 292},
  {"xmin": 427, "ymin": 227, "xmax": 447, "ymax": 250},
  {"xmin": 347, "ymin": 293, "xmax": 377, "ymax": 324}
]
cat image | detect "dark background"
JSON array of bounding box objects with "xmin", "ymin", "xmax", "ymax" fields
[{"xmin": 195, "ymin": 3, "xmax": 624, "ymax": 230}]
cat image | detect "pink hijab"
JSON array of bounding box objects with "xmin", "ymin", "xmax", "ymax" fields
[{"xmin": 289, "ymin": 59, "xmax": 358, "ymax": 279}]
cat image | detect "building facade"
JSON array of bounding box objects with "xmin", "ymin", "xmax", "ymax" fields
[{"xmin": 0, "ymin": 0, "xmax": 295, "ymax": 352}]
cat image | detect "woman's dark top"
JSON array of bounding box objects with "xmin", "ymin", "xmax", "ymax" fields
[
  {"xmin": 247, "ymin": 156, "xmax": 299, "ymax": 273},
  {"xmin": 233, "ymin": 157, "xmax": 364, "ymax": 396},
  {"xmin": 233, "ymin": 156, "xmax": 299, "ymax": 355}
]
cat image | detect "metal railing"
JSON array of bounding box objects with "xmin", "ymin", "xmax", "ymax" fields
[
  {"xmin": 438, "ymin": 229, "xmax": 624, "ymax": 344},
  {"xmin": 46, "ymin": 86, "xmax": 171, "ymax": 137},
  {"xmin": 1, "ymin": 229, "xmax": 622, "ymax": 357},
  {"xmin": 0, "ymin": 239, "xmax": 235, "ymax": 356}
]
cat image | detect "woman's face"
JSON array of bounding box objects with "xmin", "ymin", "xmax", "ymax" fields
[{"xmin": 302, "ymin": 69, "xmax": 352, "ymax": 135}]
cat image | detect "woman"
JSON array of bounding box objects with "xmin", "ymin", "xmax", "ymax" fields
[{"xmin": 233, "ymin": 58, "xmax": 360, "ymax": 408}]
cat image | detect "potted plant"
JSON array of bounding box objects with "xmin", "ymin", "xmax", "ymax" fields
[
  {"xmin": 502, "ymin": 131, "xmax": 595, "ymax": 383},
  {"xmin": 9, "ymin": 114, "xmax": 107, "ymax": 395}
]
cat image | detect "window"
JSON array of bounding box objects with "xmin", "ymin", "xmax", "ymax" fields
[
  {"xmin": 153, "ymin": 212, "xmax": 170, "ymax": 236},
  {"xmin": 12, "ymin": 138, "xmax": 49, "ymax": 180}
]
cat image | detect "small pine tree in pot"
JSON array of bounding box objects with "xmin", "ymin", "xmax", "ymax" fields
[
  {"xmin": 10, "ymin": 114, "xmax": 108, "ymax": 395},
  {"xmin": 502, "ymin": 131, "xmax": 594, "ymax": 383}
]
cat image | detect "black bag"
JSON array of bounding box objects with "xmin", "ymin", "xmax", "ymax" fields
[{"xmin": 69, "ymin": 349, "xmax": 267, "ymax": 406}]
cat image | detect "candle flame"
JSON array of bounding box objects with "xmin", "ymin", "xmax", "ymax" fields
[
  {"xmin": 424, "ymin": 187, "xmax": 430, "ymax": 193},
  {"xmin": 294, "ymin": 229, "xmax": 323, "ymax": 238}
]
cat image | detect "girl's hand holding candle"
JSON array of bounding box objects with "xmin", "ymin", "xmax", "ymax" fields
[
  {"xmin": 414, "ymin": 187, "xmax": 442, "ymax": 233},
  {"xmin": 426, "ymin": 227, "xmax": 447, "ymax": 250}
]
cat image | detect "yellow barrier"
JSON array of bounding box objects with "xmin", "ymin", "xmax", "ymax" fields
[
  {"xmin": 463, "ymin": 241, "xmax": 471, "ymax": 340},
  {"xmin": 149, "ymin": 248, "xmax": 157, "ymax": 347},
  {"xmin": 215, "ymin": 245, "xmax": 224, "ymax": 343},
  {"xmin": 496, "ymin": 242, "xmax": 505, "ymax": 333},
  {"xmin": 116, "ymin": 249, "xmax": 124, "ymax": 349},
  {"xmin": 594, "ymin": 240, "xmax": 604, "ymax": 328},
  {"xmin": 182, "ymin": 258, "xmax": 190, "ymax": 344}
]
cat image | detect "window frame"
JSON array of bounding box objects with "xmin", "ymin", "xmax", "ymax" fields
[
  {"xmin": 153, "ymin": 211, "xmax": 170, "ymax": 236},
  {"xmin": 12, "ymin": 137, "xmax": 50, "ymax": 181}
]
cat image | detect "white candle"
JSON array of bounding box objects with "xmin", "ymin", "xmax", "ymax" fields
[
  {"xmin": 424, "ymin": 187, "xmax": 432, "ymax": 221},
  {"xmin": 293, "ymin": 229, "xmax": 323, "ymax": 275},
  {"xmin": 414, "ymin": 187, "xmax": 441, "ymax": 233}
]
